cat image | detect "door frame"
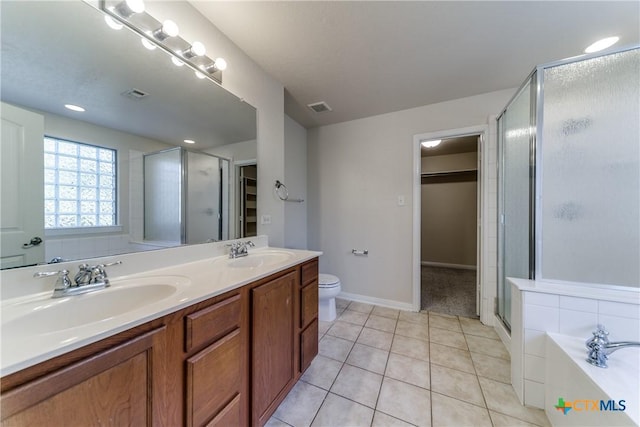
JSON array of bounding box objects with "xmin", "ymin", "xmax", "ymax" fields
[
  {"xmin": 412, "ymin": 125, "xmax": 489, "ymax": 320},
  {"xmin": 235, "ymin": 160, "xmax": 257, "ymax": 239}
]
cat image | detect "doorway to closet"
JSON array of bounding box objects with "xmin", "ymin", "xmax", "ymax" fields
[{"xmin": 419, "ymin": 135, "xmax": 480, "ymax": 318}]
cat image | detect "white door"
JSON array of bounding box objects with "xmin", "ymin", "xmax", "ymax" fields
[{"xmin": 1, "ymin": 102, "xmax": 45, "ymax": 268}]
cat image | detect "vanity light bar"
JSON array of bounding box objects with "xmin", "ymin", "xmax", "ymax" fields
[{"xmin": 100, "ymin": 0, "xmax": 226, "ymax": 85}]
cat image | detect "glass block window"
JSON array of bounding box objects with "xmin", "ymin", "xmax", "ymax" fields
[{"xmin": 44, "ymin": 136, "xmax": 117, "ymax": 228}]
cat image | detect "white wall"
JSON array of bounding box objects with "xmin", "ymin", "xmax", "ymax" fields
[
  {"xmin": 421, "ymin": 152, "xmax": 478, "ymax": 266},
  {"xmin": 308, "ymin": 88, "xmax": 514, "ymax": 309},
  {"xmin": 147, "ymin": 1, "xmax": 286, "ymax": 246},
  {"xmin": 284, "ymin": 115, "xmax": 308, "ymax": 249}
]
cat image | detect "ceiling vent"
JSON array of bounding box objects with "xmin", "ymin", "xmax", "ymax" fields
[
  {"xmin": 307, "ymin": 101, "xmax": 332, "ymax": 113},
  {"xmin": 121, "ymin": 88, "xmax": 149, "ymax": 100}
]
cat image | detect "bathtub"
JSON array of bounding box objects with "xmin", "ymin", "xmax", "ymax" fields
[{"xmin": 545, "ymin": 333, "xmax": 639, "ymax": 426}]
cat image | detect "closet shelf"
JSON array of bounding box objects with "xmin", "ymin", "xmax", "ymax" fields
[{"xmin": 421, "ymin": 168, "xmax": 477, "ymax": 178}]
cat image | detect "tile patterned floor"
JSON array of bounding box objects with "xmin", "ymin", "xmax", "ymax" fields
[{"xmin": 267, "ymin": 299, "xmax": 550, "ymax": 427}]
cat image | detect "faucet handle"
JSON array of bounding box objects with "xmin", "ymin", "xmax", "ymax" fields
[
  {"xmin": 245, "ymin": 240, "xmax": 255, "ymax": 247},
  {"xmin": 587, "ymin": 324, "xmax": 610, "ymax": 349},
  {"xmin": 93, "ymin": 260, "xmax": 122, "ymax": 284},
  {"xmin": 34, "ymin": 269, "xmax": 72, "ymax": 290},
  {"xmin": 593, "ymin": 324, "xmax": 609, "ymax": 339}
]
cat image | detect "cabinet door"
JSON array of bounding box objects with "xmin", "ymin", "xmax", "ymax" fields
[
  {"xmin": 1, "ymin": 327, "xmax": 167, "ymax": 427},
  {"xmin": 251, "ymin": 271, "xmax": 295, "ymax": 426},
  {"xmin": 185, "ymin": 329, "xmax": 242, "ymax": 427}
]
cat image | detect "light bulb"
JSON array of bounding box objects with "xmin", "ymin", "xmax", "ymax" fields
[
  {"xmin": 153, "ymin": 19, "xmax": 179, "ymax": 41},
  {"xmin": 190, "ymin": 41, "xmax": 206, "ymax": 57},
  {"xmin": 214, "ymin": 57, "xmax": 227, "ymax": 71},
  {"xmin": 183, "ymin": 42, "xmax": 206, "ymax": 59},
  {"xmin": 125, "ymin": 0, "xmax": 144, "ymax": 14},
  {"xmin": 115, "ymin": 0, "xmax": 145, "ymax": 17},
  {"xmin": 162, "ymin": 20, "xmax": 179, "ymax": 38},
  {"xmin": 195, "ymin": 70, "xmax": 206, "ymax": 79},
  {"xmin": 141, "ymin": 34, "xmax": 156, "ymax": 50},
  {"xmin": 104, "ymin": 15, "xmax": 123, "ymax": 30},
  {"xmin": 171, "ymin": 56, "xmax": 184, "ymax": 67},
  {"xmin": 584, "ymin": 36, "xmax": 619, "ymax": 53},
  {"xmin": 184, "ymin": 139, "xmax": 195, "ymax": 144}
]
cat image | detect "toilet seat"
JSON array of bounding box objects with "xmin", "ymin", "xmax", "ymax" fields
[{"xmin": 319, "ymin": 274, "xmax": 340, "ymax": 288}]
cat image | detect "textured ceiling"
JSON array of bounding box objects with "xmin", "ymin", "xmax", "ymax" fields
[{"xmin": 191, "ymin": 1, "xmax": 640, "ymax": 128}]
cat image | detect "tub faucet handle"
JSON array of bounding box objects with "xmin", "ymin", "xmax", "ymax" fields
[{"xmin": 592, "ymin": 325, "xmax": 610, "ymax": 342}]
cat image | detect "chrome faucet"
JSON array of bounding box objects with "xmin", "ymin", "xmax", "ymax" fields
[
  {"xmin": 586, "ymin": 325, "xmax": 640, "ymax": 368},
  {"xmin": 227, "ymin": 240, "xmax": 255, "ymax": 258},
  {"xmin": 34, "ymin": 261, "xmax": 122, "ymax": 298}
]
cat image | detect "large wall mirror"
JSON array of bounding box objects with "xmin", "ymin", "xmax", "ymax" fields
[{"xmin": 0, "ymin": 1, "xmax": 257, "ymax": 269}]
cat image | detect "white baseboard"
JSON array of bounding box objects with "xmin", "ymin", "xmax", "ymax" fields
[
  {"xmin": 338, "ymin": 291, "xmax": 415, "ymax": 312},
  {"xmin": 421, "ymin": 261, "xmax": 477, "ymax": 271},
  {"xmin": 494, "ymin": 313, "xmax": 511, "ymax": 356}
]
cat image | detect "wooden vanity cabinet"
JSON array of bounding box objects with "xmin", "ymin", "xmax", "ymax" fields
[
  {"xmin": 0, "ymin": 325, "xmax": 168, "ymax": 426},
  {"xmin": 0, "ymin": 257, "xmax": 319, "ymax": 427}
]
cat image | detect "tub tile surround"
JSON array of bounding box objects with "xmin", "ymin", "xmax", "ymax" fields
[
  {"xmin": 269, "ymin": 299, "xmax": 550, "ymax": 427},
  {"xmin": 509, "ymin": 278, "xmax": 640, "ymax": 410}
]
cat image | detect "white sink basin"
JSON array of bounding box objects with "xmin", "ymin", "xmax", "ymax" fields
[
  {"xmin": 2, "ymin": 276, "xmax": 190, "ymax": 336},
  {"xmin": 216, "ymin": 250, "xmax": 296, "ymax": 269}
]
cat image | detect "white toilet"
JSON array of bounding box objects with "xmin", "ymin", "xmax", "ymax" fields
[{"xmin": 318, "ymin": 274, "xmax": 342, "ymax": 322}]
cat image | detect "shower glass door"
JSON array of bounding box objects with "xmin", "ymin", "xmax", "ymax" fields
[
  {"xmin": 144, "ymin": 148, "xmax": 182, "ymax": 243},
  {"xmin": 185, "ymin": 151, "xmax": 221, "ymax": 244},
  {"xmin": 497, "ymin": 78, "xmax": 535, "ymax": 330}
]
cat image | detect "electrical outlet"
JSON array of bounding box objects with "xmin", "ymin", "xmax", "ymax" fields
[{"xmin": 261, "ymin": 215, "xmax": 271, "ymax": 225}]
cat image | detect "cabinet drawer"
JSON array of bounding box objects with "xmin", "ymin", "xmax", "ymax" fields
[
  {"xmin": 186, "ymin": 329, "xmax": 242, "ymax": 427},
  {"xmin": 300, "ymin": 319, "xmax": 318, "ymax": 373},
  {"xmin": 301, "ymin": 259, "xmax": 318, "ymax": 286},
  {"xmin": 185, "ymin": 293, "xmax": 241, "ymax": 353},
  {"xmin": 300, "ymin": 283, "xmax": 318, "ymax": 329},
  {"xmin": 206, "ymin": 394, "xmax": 241, "ymax": 427}
]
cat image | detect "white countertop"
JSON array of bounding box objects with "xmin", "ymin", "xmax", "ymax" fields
[{"xmin": 0, "ymin": 242, "xmax": 321, "ymax": 376}]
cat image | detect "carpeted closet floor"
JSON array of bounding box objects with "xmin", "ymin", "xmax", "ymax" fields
[{"xmin": 421, "ymin": 266, "xmax": 477, "ymax": 318}]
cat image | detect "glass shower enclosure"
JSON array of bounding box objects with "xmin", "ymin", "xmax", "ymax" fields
[
  {"xmin": 143, "ymin": 147, "xmax": 230, "ymax": 245},
  {"xmin": 497, "ymin": 46, "xmax": 640, "ymax": 330}
]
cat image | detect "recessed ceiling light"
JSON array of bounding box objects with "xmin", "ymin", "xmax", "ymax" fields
[
  {"xmin": 184, "ymin": 139, "xmax": 195, "ymax": 144},
  {"xmin": 421, "ymin": 139, "xmax": 441, "ymax": 148},
  {"xmin": 64, "ymin": 104, "xmax": 85, "ymax": 112},
  {"xmin": 585, "ymin": 36, "xmax": 619, "ymax": 53}
]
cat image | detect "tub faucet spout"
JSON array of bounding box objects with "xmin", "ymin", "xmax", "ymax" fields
[{"xmin": 586, "ymin": 325, "xmax": 640, "ymax": 368}]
